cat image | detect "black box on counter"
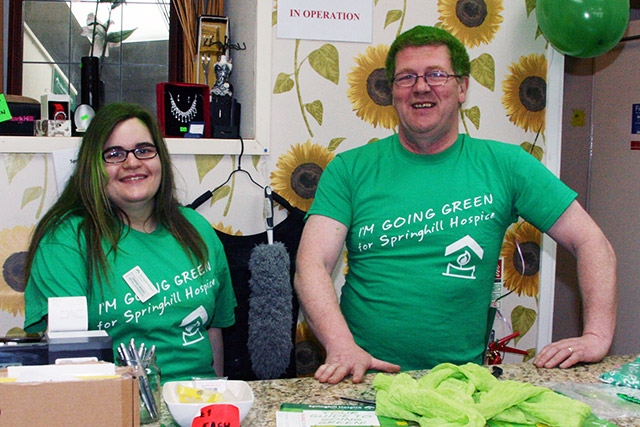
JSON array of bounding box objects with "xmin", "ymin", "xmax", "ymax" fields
[
  {"xmin": 0, "ymin": 95, "xmax": 41, "ymax": 136},
  {"xmin": 211, "ymin": 96, "xmax": 241, "ymax": 139},
  {"xmin": 46, "ymin": 331, "xmax": 114, "ymax": 364}
]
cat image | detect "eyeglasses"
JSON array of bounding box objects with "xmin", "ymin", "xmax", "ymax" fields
[
  {"xmin": 393, "ymin": 70, "xmax": 464, "ymax": 88},
  {"xmin": 102, "ymin": 144, "xmax": 158, "ymax": 163}
]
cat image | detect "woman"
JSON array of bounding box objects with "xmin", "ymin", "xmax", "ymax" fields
[{"xmin": 24, "ymin": 103, "xmax": 236, "ymax": 383}]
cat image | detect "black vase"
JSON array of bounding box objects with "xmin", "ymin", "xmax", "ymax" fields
[{"xmin": 81, "ymin": 56, "xmax": 102, "ymax": 110}]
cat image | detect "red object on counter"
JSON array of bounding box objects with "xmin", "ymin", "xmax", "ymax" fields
[{"xmin": 486, "ymin": 331, "xmax": 530, "ymax": 365}]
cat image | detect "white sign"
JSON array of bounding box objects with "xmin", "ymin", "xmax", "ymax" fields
[
  {"xmin": 277, "ymin": 0, "xmax": 373, "ymax": 43},
  {"xmin": 48, "ymin": 296, "xmax": 89, "ymax": 333}
]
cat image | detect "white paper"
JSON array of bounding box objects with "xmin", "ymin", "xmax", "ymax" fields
[
  {"xmin": 48, "ymin": 296, "xmax": 88, "ymax": 333},
  {"xmin": 7, "ymin": 362, "xmax": 116, "ymax": 382},
  {"xmin": 303, "ymin": 410, "xmax": 380, "ymax": 426},
  {"xmin": 276, "ymin": 412, "xmax": 304, "ymax": 427},
  {"xmin": 52, "ymin": 147, "xmax": 79, "ymax": 195},
  {"xmin": 46, "ymin": 330, "xmax": 108, "ymax": 339},
  {"xmin": 277, "ymin": 0, "xmax": 373, "ymax": 43}
]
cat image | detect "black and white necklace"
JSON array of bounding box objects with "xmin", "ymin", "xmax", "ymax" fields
[{"xmin": 168, "ymin": 92, "xmax": 198, "ymax": 123}]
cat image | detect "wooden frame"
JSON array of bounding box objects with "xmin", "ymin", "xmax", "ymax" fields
[
  {"xmin": 3, "ymin": 0, "xmax": 272, "ymax": 154},
  {"xmin": 6, "ymin": 0, "xmax": 184, "ymax": 95}
]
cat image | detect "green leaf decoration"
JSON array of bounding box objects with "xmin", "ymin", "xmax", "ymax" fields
[
  {"xmin": 463, "ymin": 106, "xmax": 481, "ymax": 130},
  {"xmin": 520, "ymin": 142, "xmax": 544, "ymax": 161},
  {"xmin": 308, "ymin": 44, "xmax": 340, "ymax": 85},
  {"xmin": 195, "ymin": 154, "xmax": 224, "ymax": 183},
  {"xmin": 523, "ymin": 348, "xmax": 536, "ymax": 362},
  {"xmin": 525, "ymin": 0, "xmax": 536, "ymax": 17},
  {"xmin": 470, "ymin": 53, "xmax": 495, "ymax": 91},
  {"xmin": 272, "ymin": 10, "xmax": 277, "ymax": 26},
  {"xmin": 384, "ymin": 10, "xmax": 403, "ymax": 29},
  {"xmin": 274, "ymin": 72, "xmax": 295, "ymax": 94},
  {"xmin": 328, "ymin": 137, "xmax": 346, "ymax": 152},
  {"xmin": 211, "ymin": 185, "xmax": 230, "ymax": 206},
  {"xmin": 21, "ymin": 186, "xmax": 43, "ymax": 209},
  {"xmin": 106, "ymin": 28, "xmax": 136, "ymax": 44},
  {"xmin": 5, "ymin": 153, "xmax": 34, "ymax": 184},
  {"xmin": 252, "ymin": 155, "xmax": 261, "ymax": 171},
  {"xmin": 511, "ymin": 305, "xmax": 537, "ymax": 345},
  {"xmin": 305, "ymin": 100, "xmax": 324, "ymax": 126}
]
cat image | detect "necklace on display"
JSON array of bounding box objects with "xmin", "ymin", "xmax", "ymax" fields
[{"xmin": 168, "ymin": 92, "xmax": 198, "ymax": 122}]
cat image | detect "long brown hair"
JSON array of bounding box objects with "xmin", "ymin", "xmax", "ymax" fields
[{"xmin": 25, "ymin": 103, "xmax": 208, "ymax": 294}]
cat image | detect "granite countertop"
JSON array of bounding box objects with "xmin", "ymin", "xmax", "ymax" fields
[{"xmin": 160, "ymin": 354, "xmax": 640, "ymax": 427}]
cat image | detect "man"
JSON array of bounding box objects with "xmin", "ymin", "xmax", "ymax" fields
[{"xmin": 294, "ymin": 25, "xmax": 617, "ymax": 384}]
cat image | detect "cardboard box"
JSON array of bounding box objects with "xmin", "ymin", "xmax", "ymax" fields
[{"xmin": 0, "ymin": 374, "xmax": 139, "ymax": 426}]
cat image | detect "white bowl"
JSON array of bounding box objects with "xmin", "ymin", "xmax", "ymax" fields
[{"xmin": 163, "ymin": 380, "xmax": 254, "ymax": 427}]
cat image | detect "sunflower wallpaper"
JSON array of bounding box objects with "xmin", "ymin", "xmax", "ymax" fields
[{"xmin": 1, "ymin": 0, "xmax": 557, "ymax": 366}]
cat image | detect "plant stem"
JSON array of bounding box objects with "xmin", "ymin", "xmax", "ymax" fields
[{"xmin": 90, "ymin": 1, "xmax": 100, "ymax": 57}]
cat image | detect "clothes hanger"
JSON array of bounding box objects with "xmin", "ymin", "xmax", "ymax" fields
[
  {"xmin": 187, "ymin": 136, "xmax": 263, "ymax": 209},
  {"xmin": 187, "ymin": 136, "xmax": 302, "ymax": 217}
]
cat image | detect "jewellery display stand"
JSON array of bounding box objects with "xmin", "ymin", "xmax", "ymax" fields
[
  {"xmin": 156, "ymin": 82, "xmax": 211, "ymax": 138},
  {"xmin": 210, "ymin": 55, "xmax": 241, "ymax": 138}
]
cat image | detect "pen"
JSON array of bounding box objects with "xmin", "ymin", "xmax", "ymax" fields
[
  {"xmin": 336, "ymin": 396, "xmax": 377, "ymax": 405},
  {"xmin": 618, "ymin": 392, "xmax": 640, "ymax": 405},
  {"xmin": 123, "ymin": 339, "xmax": 158, "ymax": 419}
]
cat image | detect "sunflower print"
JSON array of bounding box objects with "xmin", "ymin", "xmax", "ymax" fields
[
  {"xmin": 270, "ymin": 140, "xmax": 334, "ymax": 212},
  {"xmin": 0, "ymin": 225, "xmax": 33, "ymax": 316},
  {"xmin": 437, "ymin": 0, "xmax": 504, "ymax": 48},
  {"xmin": 342, "ymin": 250, "xmax": 349, "ymax": 276},
  {"xmin": 500, "ymin": 221, "xmax": 541, "ymax": 297},
  {"xmin": 212, "ymin": 222, "xmax": 242, "ymax": 236},
  {"xmin": 347, "ymin": 44, "xmax": 398, "ymax": 130},
  {"xmin": 502, "ymin": 54, "xmax": 547, "ymax": 134}
]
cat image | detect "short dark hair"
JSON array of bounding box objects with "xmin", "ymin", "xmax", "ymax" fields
[{"xmin": 385, "ymin": 25, "xmax": 471, "ymax": 83}]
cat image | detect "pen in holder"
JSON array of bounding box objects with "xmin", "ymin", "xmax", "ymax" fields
[{"xmin": 117, "ymin": 339, "xmax": 161, "ymax": 424}]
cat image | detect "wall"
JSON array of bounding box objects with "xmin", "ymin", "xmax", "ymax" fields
[
  {"xmin": 2, "ymin": 2, "xmax": 560, "ymax": 364},
  {"xmin": 556, "ymin": 14, "xmax": 640, "ymax": 354},
  {"xmin": 554, "ymin": 55, "xmax": 593, "ymax": 342}
]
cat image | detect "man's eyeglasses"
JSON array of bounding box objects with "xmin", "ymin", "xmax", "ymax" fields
[
  {"xmin": 102, "ymin": 144, "xmax": 158, "ymax": 163},
  {"xmin": 393, "ymin": 71, "xmax": 464, "ymax": 88}
]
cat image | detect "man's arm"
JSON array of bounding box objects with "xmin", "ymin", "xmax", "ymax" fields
[
  {"xmin": 294, "ymin": 215, "xmax": 400, "ymax": 383},
  {"xmin": 534, "ymin": 200, "xmax": 617, "ymax": 368}
]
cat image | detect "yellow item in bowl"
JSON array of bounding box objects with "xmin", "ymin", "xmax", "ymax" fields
[{"xmin": 176, "ymin": 385, "xmax": 223, "ymax": 403}]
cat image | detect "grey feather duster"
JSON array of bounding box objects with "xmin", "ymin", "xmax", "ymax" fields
[{"xmin": 247, "ymin": 241, "xmax": 293, "ymax": 379}]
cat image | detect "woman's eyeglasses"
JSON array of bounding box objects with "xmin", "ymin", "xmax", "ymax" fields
[{"xmin": 102, "ymin": 145, "xmax": 158, "ymax": 164}]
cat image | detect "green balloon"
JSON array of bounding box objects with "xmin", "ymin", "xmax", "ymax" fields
[{"xmin": 537, "ymin": 0, "xmax": 630, "ymax": 58}]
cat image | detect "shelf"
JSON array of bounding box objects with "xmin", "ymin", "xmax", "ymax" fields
[{"xmin": 0, "ymin": 136, "xmax": 269, "ymax": 155}]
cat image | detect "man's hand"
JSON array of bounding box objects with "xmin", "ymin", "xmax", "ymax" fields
[
  {"xmin": 314, "ymin": 342, "xmax": 400, "ymax": 384},
  {"xmin": 533, "ymin": 333, "xmax": 611, "ymax": 369}
]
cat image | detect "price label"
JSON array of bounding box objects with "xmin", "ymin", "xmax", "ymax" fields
[
  {"xmin": 0, "ymin": 94, "xmax": 12, "ymax": 123},
  {"xmin": 190, "ymin": 403, "xmax": 240, "ymax": 427}
]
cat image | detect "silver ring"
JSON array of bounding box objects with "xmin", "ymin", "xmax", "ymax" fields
[{"xmin": 568, "ymin": 347, "xmax": 573, "ymax": 353}]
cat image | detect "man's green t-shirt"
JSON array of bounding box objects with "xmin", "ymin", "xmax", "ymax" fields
[
  {"xmin": 308, "ymin": 134, "xmax": 576, "ymax": 370},
  {"xmin": 24, "ymin": 207, "xmax": 236, "ymax": 383}
]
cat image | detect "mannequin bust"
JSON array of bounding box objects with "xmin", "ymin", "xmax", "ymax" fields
[{"xmin": 212, "ymin": 55, "xmax": 233, "ymax": 97}]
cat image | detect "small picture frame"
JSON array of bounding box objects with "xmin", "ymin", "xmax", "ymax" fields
[
  {"xmin": 156, "ymin": 82, "xmax": 211, "ymax": 138},
  {"xmin": 196, "ymin": 15, "xmax": 230, "ymax": 91}
]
